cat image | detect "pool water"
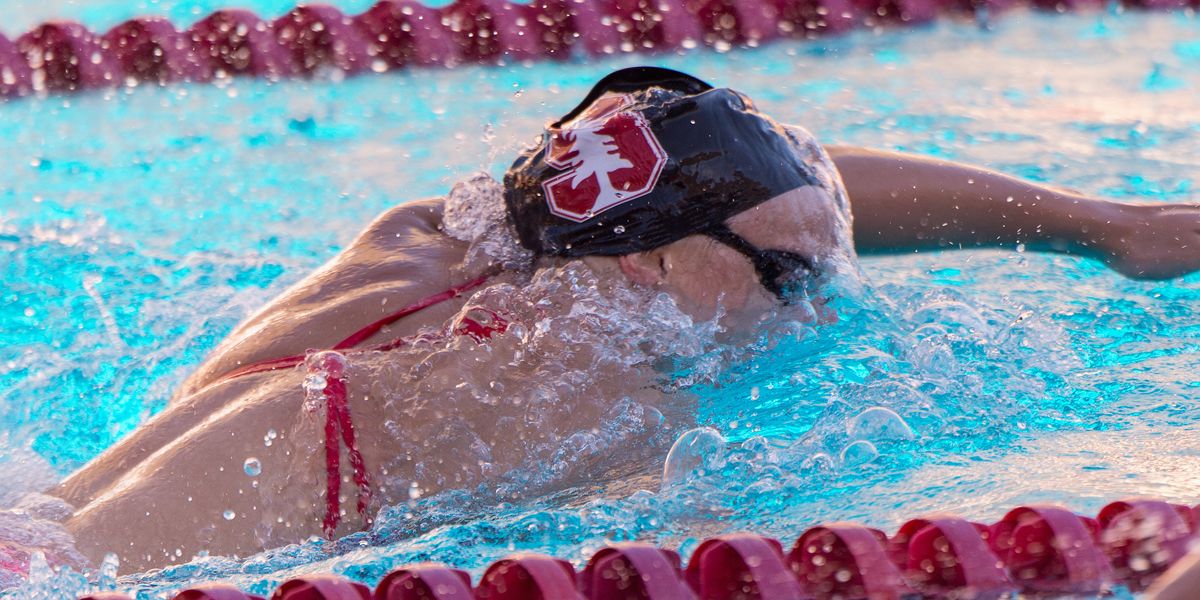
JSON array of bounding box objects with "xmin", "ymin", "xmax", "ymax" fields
[{"xmin": 2, "ymin": 2, "xmax": 1200, "ymax": 597}]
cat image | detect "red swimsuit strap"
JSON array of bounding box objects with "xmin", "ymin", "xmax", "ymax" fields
[
  {"xmin": 332, "ymin": 273, "xmax": 493, "ymax": 350},
  {"xmin": 315, "ymin": 305, "xmax": 509, "ymax": 538},
  {"xmin": 216, "ymin": 273, "xmax": 492, "ymax": 381},
  {"xmin": 317, "ymin": 356, "xmax": 374, "ymax": 538},
  {"xmin": 210, "ymin": 273, "xmax": 494, "ymax": 539}
]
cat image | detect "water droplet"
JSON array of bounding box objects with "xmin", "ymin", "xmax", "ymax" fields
[
  {"xmin": 243, "ymin": 457, "xmax": 262, "ymax": 477},
  {"xmin": 303, "ymin": 373, "xmax": 327, "ymax": 394}
]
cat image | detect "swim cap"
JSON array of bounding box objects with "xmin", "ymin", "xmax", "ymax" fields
[{"xmin": 504, "ymin": 67, "xmax": 819, "ymax": 257}]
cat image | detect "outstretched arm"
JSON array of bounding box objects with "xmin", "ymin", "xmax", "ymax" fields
[
  {"xmin": 826, "ymin": 145, "xmax": 1200, "ymax": 279},
  {"xmin": 1146, "ymin": 548, "xmax": 1200, "ymax": 600}
]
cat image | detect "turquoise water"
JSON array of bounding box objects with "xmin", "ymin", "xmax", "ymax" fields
[{"xmin": 2, "ymin": 2, "xmax": 1199, "ymax": 597}]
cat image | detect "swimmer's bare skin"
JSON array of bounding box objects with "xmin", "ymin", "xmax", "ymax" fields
[
  {"xmin": 50, "ymin": 147, "xmax": 1200, "ymax": 571},
  {"xmin": 60, "ymin": 353, "xmax": 675, "ymax": 571},
  {"xmin": 829, "ymin": 146, "xmax": 1200, "ymax": 279},
  {"xmin": 53, "ymin": 199, "xmax": 483, "ymax": 512},
  {"xmin": 179, "ymin": 198, "xmax": 477, "ymax": 398},
  {"xmin": 1146, "ymin": 547, "xmax": 1200, "ymax": 600}
]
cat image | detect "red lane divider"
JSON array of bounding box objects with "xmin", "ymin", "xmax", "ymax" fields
[
  {"xmin": 4, "ymin": 0, "xmax": 1195, "ymax": 99},
  {"xmin": 789, "ymin": 524, "xmax": 913, "ymax": 599},
  {"xmin": 276, "ymin": 5, "xmax": 371, "ymax": 75},
  {"xmin": 475, "ymin": 554, "xmax": 583, "ymax": 599},
  {"xmin": 685, "ymin": 0, "xmax": 782, "ymax": 47},
  {"xmin": 1098, "ymin": 499, "xmax": 1198, "ymax": 590},
  {"xmin": 374, "ymin": 564, "xmax": 473, "ymax": 599},
  {"xmin": 891, "ymin": 516, "xmax": 1015, "ymax": 598},
  {"xmin": 175, "ymin": 584, "xmax": 267, "ymax": 600},
  {"xmin": 271, "ymin": 575, "xmax": 372, "ymax": 600},
  {"xmin": 189, "ymin": 9, "xmax": 297, "ymax": 79},
  {"xmin": 105, "ymin": 17, "xmax": 212, "ymax": 84},
  {"xmin": 0, "ymin": 33, "xmax": 33, "ymax": 97},
  {"xmin": 580, "ymin": 543, "xmax": 694, "ymax": 599},
  {"xmin": 16, "ymin": 22, "xmax": 119, "ymax": 92},
  {"xmin": 987, "ymin": 505, "xmax": 1110, "ymax": 595},
  {"xmin": 356, "ymin": 0, "xmax": 457, "ymax": 69},
  {"xmin": 68, "ymin": 497, "xmax": 1200, "ymax": 600},
  {"xmin": 685, "ymin": 534, "xmax": 809, "ymax": 599}
]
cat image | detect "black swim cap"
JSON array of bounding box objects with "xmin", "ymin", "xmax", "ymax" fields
[{"xmin": 504, "ymin": 67, "xmax": 819, "ymax": 257}]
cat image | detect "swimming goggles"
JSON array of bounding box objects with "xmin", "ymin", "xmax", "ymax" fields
[{"xmin": 703, "ymin": 223, "xmax": 820, "ymax": 304}]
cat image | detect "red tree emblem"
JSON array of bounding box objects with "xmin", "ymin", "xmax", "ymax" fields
[{"xmin": 542, "ymin": 94, "xmax": 668, "ymax": 222}]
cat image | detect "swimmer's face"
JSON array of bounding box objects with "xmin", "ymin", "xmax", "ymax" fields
[{"xmin": 615, "ymin": 186, "xmax": 843, "ymax": 332}]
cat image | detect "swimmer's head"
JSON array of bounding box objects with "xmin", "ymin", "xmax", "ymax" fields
[
  {"xmin": 504, "ymin": 67, "xmax": 850, "ymax": 325},
  {"xmin": 505, "ymin": 67, "xmax": 818, "ymax": 261}
]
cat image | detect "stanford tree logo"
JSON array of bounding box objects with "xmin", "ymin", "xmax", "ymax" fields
[{"xmin": 542, "ymin": 94, "xmax": 667, "ymax": 223}]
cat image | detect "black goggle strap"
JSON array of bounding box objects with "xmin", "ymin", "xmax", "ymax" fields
[{"xmin": 702, "ymin": 224, "xmax": 819, "ymax": 301}]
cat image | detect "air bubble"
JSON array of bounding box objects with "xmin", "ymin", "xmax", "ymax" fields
[
  {"xmin": 223, "ymin": 510, "xmax": 236, "ymax": 520},
  {"xmin": 840, "ymin": 440, "xmax": 879, "ymax": 467},
  {"xmin": 243, "ymin": 457, "xmax": 262, "ymax": 476},
  {"xmin": 662, "ymin": 427, "xmax": 727, "ymax": 487},
  {"xmin": 846, "ymin": 407, "xmax": 914, "ymax": 441}
]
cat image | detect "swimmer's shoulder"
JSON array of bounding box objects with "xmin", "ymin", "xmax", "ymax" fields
[
  {"xmin": 339, "ymin": 197, "xmax": 470, "ymax": 272},
  {"xmin": 357, "ymin": 197, "xmax": 452, "ymax": 251}
]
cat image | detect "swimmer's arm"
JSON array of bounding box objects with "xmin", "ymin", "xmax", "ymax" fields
[
  {"xmin": 1146, "ymin": 548, "xmax": 1200, "ymax": 600},
  {"xmin": 825, "ymin": 145, "xmax": 1200, "ymax": 279}
]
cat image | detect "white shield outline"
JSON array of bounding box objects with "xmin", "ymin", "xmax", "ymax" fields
[{"xmin": 541, "ymin": 95, "xmax": 668, "ymax": 223}]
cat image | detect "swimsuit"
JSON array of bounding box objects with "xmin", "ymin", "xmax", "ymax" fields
[{"xmin": 213, "ymin": 274, "xmax": 506, "ymax": 537}]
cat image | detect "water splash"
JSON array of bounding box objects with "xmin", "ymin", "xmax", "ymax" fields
[{"xmin": 440, "ymin": 173, "xmax": 532, "ymax": 272}]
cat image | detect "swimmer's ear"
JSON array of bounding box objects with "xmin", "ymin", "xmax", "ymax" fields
[{"xmin": 618, "ymin": 251, "xmax": 667, "ymax": 286}]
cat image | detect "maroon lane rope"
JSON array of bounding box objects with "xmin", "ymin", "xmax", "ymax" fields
[{"xmin": 4, "ymin": 0, "xmax": 1185, "ymax": 98}]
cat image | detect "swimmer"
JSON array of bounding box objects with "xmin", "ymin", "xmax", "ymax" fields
[
  {"xmin": 1147, "ymin": 545, "xmax": 1200, "ymax": 600},
  {"xmin": 14, "ymin": 67, "xmax": 1200, "ymax": 573}
]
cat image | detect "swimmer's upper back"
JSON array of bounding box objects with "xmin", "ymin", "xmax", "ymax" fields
[{"xmin": 177, "ymin": 198, "xmax": 471, "ymax": 399}]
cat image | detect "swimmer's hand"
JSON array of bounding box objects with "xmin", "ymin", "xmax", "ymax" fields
[{"xmin": 1101, "ymin": 203, "xmax": 1200, "ymax": 280}]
